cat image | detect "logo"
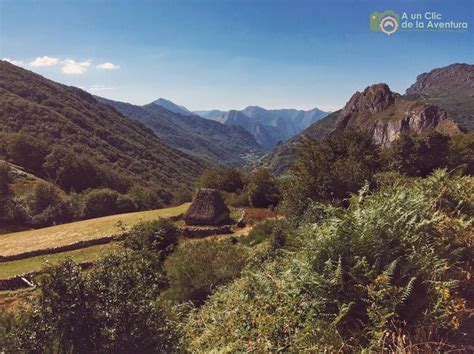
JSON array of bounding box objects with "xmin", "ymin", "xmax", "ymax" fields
[{"xmin": 370, "ymin": 10, "xmax": 400, "ymax": 35}]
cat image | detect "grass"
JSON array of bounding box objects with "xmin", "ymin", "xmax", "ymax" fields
[
  {"xmin": 0, "ymin": 243, "xmax": 122, "ymax": 278},
  {"xmin": 0, "ymin": 203, "xmax": 189, "ymax": 258}
]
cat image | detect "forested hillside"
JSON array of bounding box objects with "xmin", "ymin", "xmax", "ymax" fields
[{"xmin": 0, "ymin": 61, "xmax": 209, "ymax": 194}]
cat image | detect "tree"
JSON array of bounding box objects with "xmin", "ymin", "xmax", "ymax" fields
[
  {"xmin": 247, "ymin": 168, "xmax": 281, "ymax": 208},
  {"xmin": 384, "ymin": 130, "xmax": 450, "ymax": 177},
  {"xmin": 127, "ymin": 186, "xmax": 172, "ymax": 210},
  {"xmin": 447, "ymin": 132, "xmax": 474, "ymax": 175},
  {"xmin": 4, "ymin": 133, "xmax": 49, "ymax": 172},
  {"xmin": 284, "ymin": 130, "xmax": 381, "ymax": 217},
  {"xmin": 197, "ymin": 167, "xmax": 245, "ymax": 193},
  {"xmin": 26, "ymin": 182, "xmax": 62, "ymax": 215},
  {"xmin": 42, "ymin": 147, "xmax": 101, "ymax": 192}
]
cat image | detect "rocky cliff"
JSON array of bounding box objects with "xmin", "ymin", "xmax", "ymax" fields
[
  {"xmin": 405, "ymin": 63, "xmax": 474, "ymax": 131},
  {"xmin": 335, "ymin": 83, "xmax": 459, "ymax": 147}
]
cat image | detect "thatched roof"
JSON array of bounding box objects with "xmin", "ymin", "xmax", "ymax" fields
[{"xmin": 183, "ymin": 189, "xmax": 230, "ymax": 226}]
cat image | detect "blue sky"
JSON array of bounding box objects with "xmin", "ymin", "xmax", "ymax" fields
[{"xmin": 1, "ymin": 0, "xmax": 473, "ymax": 111}]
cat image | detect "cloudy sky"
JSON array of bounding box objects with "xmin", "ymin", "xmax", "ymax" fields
[{"xmin": 1, "ymin": 0, "xmax": 472, "ymax": 111}]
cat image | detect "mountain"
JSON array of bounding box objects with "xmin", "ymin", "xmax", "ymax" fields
[
  {"xmin": 153, "ymin": 98, "xmax": 192, "ymax": 116},
  {"xmin": 197, "ymin": 106, "xmax": 328, "ymax": 149},
  {"xmin": 0, "ymin": 60, "xmax": 209, "ymax": 195},
  {"xmin": 405, "ymin": 63, "xmax": 474, "ymax": 131},
  {"xmin": 262, "ymin": 78, "xmax": 463, "ymax": 174},
  {"xmin": 260, "ymin": 111, "xmax": 341, "ymax": 174},
  {"xmin": 193, "ymin": 110, "xmax": 227, "ymax": 120},
  {"xmin": 97, "ymin": 97, "xmax": 264, "ymax": 167},
  {"xmin": 334, "ymin": 83, "xmax": 459, "ymax": 147}
]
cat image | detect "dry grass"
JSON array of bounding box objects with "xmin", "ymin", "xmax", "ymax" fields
[
  {"xmin": 0, "ymin": 243, "xmax": 121, "ymax": 278},
  {"xmin": 0, "ymin": 203, "xmax": 189, "ymax": 258},
  {"xmin": 243, "ymin": 208, "xmax": 280, "ymax": 225}
]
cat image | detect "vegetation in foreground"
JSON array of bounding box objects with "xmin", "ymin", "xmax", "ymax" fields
[
  {"xmin": 1, "ymin": 170, "xmax": 472, "ymax": 352},
  {"xmin": 1, "ymin": 130, "xmax": 473, "ymax": 352}
]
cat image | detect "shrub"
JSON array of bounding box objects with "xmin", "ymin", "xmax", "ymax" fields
[
  {"xmin": 182, "ymin": 170, "xmax": 473, "ymax": 352},
  {"xmin": 124, "ymin": 219, "xmax": 179, "ymax": 267},
  {"xmin": 223, "ymin": 190, "xmax": 250, "ymax": 208},
  {"xmin": 25, "ymin": 181, "xmax": 62, "ymax": 215},
  {"xmin": 5, "ymin": 255, "xmax": 178, "ymax": 353},
  {"xmin": 82, "ymin": 188, "xmax": 120, "ymax": 218},
  {"xmin": 247, "ymin": 168, "xmax": 281, "ymax": 208},
  {"xmin": 242, "ymin": 219, "xmax": 279, "ymax": 246},
  {"xmin": 164, "ymin": 240, "xmax": 249, "ymax": 306},
  {"xmin": 448, "ymin": 132, "xmax": 474, "ymax": 175}
]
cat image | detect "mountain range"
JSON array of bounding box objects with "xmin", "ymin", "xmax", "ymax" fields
[
  {"xmin": 97, "ymin": 97, "xmax": 264, "ymax": 166},
  {"xmin": 152, "ymin": 100, "xmax": 328, "ymax": 149},
  {"xmin": 1, "ymin": 60, "xmax": 471, "ymax": 190},
  {"xmin": 262, "ymin": 63, "xmax": 472, "ymax": 174}
]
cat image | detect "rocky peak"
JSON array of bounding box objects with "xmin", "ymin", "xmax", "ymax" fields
[
  {"xmin": 334, "ymin": 83, "xmax": 459, "ymax": 147},
  {"xmin": 341, "ymin": 83, "xmax": 400, "ymax": 117}
]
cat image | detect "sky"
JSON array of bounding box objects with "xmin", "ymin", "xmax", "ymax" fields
[{"xmin": 0, "ymin": 0, "xmax": 473, "ymax": 111}]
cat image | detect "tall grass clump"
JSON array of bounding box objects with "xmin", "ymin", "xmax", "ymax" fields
[{"xmin": 182, "ymin": 170, "xmax": 473, "ymax": 351}]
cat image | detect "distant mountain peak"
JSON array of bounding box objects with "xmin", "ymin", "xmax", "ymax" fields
[{"xmin": 152, "ymin": 98, "xmax": 192, "ymax": 116}]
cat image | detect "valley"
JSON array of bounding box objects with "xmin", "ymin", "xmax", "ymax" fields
[{"xmin": 0, "ymin": 52, "xmax": 473, "ymax": 353}]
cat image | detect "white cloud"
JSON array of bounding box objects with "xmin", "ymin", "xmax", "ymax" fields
[
  {"xmin": 61, "ymin": 59, "xmax": 91, "ymax": 75},
  {"xmin": 96, "ymin": 62, "xmax": 120, "ymax": 70},
  {"xmin": 30, "ymin": 56, "xmax": 59, "ymax": 67},
  {"xmin": 88, "ymin": 85, "xmax": 115, "ymax": 92},
  {"xmin": 2, "ymin": 58, "xmax": 25, "ymax": 66}
]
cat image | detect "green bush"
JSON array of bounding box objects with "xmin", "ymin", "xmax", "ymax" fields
[
  {"xmin": 241, "ymin": 219, "xmax": 278, "ymax": 246},
  {"xmin": 124, "ymin": 219, "xmax": 179, "ymax": 267},
  {"xmin": 4, "ymin": 255, "xmax": 178, "ymax": 353},
  {"xmin": 182, "ymin": 170, "xmax": 473, "ymax": 352},
  {"xmin": 164, "ymin": 240, "xmax": 249, "ymax": 306},
  {"xmin": 247, "ymin": 168, "xmax": 281, "ymax": 208}
]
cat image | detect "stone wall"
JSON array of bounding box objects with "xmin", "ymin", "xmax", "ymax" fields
[
  {"xmin": 0, "ymin": 233, "xmax": 126, "ymax": 263},
  {"xmin": 182, "ymin": 225, "xmax": 233, "ymax": 238}
]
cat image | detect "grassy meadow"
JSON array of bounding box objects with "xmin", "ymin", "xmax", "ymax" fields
[{"xmin": 0, "ymin": 204, "xmax": 189, "ymax": 258}]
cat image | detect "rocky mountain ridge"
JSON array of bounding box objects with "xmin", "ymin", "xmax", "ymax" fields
[
  {"xmin": 262, "ymin": 64, "xmax": 470, "ymax": 174},
  {"xmin": 335, "ymin": 83, "xmax": 459, "ymax": 147}
]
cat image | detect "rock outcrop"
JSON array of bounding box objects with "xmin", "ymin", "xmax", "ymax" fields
[
  {"xmin": 335, "ymin": 84, "xmax": 459, "ymax": 147},
  {"xmin": 405, "ymin": 63, "xmax": 474, "ymax": 131}
]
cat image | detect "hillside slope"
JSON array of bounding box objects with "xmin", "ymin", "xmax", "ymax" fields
[
  {"xmin": 0, "ymin": 61, "xmax": 209, "ymax": 194},
  {"xmin": 97, "ymin": 97, "xmax": 264, "ymax": 166}
]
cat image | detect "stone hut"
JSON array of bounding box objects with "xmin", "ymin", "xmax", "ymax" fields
[{"xmin": 183, "ymin": 189, "xmax": 230, "ymax": 226}]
